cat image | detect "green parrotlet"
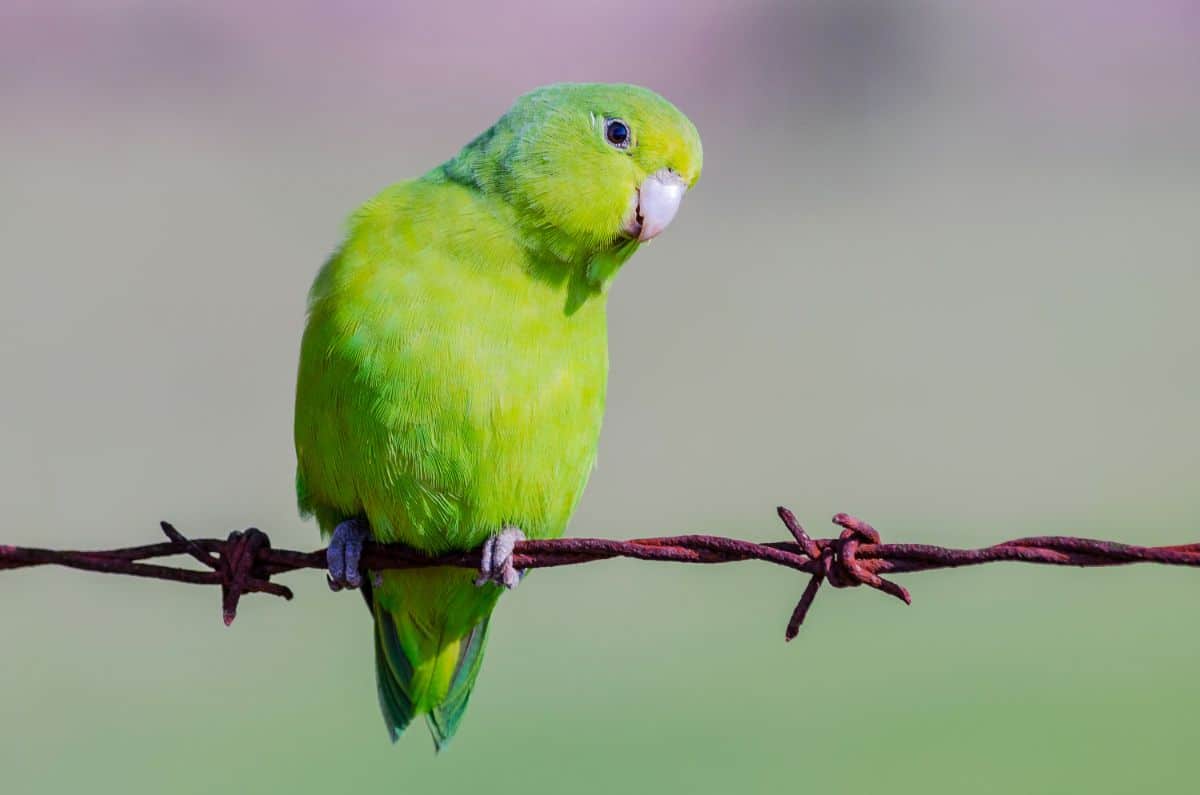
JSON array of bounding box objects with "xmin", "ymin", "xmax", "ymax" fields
[{"xmin": 294, "ymin": 82, "xmax": 702, "ymax": 748}]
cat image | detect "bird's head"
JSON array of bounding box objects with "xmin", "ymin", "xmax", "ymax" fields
[{"xmin": 449, "ymin": 83, "xmax": 702, "ymax": 281}]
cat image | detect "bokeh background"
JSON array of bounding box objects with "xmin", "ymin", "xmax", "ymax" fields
[{"xmin": 3, "ymin": 2, "xmax": 1198, "ymax": 793}]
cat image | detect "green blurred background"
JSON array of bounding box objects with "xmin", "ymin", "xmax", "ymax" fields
[{"xmin": 2, "ymin": 2, "xmax": 1198, "ymax": 793}]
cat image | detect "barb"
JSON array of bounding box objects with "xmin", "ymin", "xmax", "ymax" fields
[{"xmin": 3, "ymin": 509, "xmax": 1199, "ymax": 639}]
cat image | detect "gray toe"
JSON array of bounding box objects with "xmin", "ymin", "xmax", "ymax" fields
[
  {"xmin": 475, "ymin": 526, "xmax": 526, "ymax": 589},
  {"xmin": 328, "ymin": 518, "xmax": 368, "ymax": 590}
]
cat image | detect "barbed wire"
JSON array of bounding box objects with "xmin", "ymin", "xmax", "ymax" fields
[{"xmin": 3, "ymin": 508, "xmax": 1199, "ymax": 638}]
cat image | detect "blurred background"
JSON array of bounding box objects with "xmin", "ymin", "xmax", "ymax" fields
[{"xmin": 2, "ymin": 1, "xmax": 1198, "ymax": 792}]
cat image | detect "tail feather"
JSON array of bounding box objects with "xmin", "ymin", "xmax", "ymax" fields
[
  {"xmin": 374, "ymin": 604, "xmax": 417, "ymax": 741},
  {"xmin": 425, "ymin": 619, "xmax": 489, "ymax": 750},
  {"xmin": 371, "ymin": 575, "xmax": 494, "ymax": 749}
]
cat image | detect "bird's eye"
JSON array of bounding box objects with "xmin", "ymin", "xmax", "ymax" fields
[{"xmin": 604, "ymin": 118, "xmax": 631, "ymax": 149}]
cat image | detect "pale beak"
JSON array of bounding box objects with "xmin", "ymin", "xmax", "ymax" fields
[{"xmin": 624, "ymin": 169, "xmax": 687, "ymax": 242}]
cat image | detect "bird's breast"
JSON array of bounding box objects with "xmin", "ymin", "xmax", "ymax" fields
[{"xmin": 357, "ymin": 276, "xmax": 609, "ymax": 548}]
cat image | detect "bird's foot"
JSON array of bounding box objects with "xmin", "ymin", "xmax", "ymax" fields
[
  {"xmin": 327, "ymin": 518, "xmax": 369, "ymax": 591},
  {"xmin": 474, "ymin": 526, "xmax": 526, "ymax": 590}
]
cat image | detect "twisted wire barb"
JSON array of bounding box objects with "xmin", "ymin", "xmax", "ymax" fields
[{"xmin": 3, "ymin": 507, "xmax": 1199, "ymax": 638}]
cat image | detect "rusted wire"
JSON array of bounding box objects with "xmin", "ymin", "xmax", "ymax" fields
[{"xmin": 3, "ymin": 507, "xmax": 1199, "ymax": 639}]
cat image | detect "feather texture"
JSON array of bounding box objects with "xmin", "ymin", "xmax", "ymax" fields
[{"xmin": 294, "ymin": 83, "xmax": 702, "ymax": 746}]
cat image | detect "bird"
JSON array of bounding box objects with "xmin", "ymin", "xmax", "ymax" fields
[{"xmin": 293, "ymin": 82, "xmax": 702, "ymax": 749}]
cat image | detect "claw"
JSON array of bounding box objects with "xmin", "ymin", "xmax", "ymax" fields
[
  {"xmin": 474, "ymin": 526, "xmax": 526, "ymax": 590},
  {"xmin": 327, "ymin": 518, "xmax": 369, "ymax": 590}
]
